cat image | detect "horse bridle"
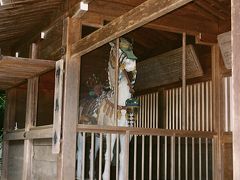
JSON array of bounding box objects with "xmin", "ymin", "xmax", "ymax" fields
[{"xmin": 109, "ymin": 46, "xmax": 136, "ymax": 94}]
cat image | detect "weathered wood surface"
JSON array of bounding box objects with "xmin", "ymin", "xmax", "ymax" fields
[
  {"xmin": 71, "ymin": 0, "xmax": 193, "ymax": 57},
  {"xmin": 1, "ymin": 89, "xmax": 16, "ymax": 180},
  {"xmin": 22, "ymin": 76, "xmax": 39, "ymax": 180},
  {"xmin": 52, "ymin": 59, "xmax": 64, "ymax": 154},
  {"xmin": 22, "ymin": 43, "xmax": 39, "ymax": 180},
  {"xmin": 32, "ymin": 139, "xmax": 57, "ymax": 180},
  {"xmin": 0, "ymin": 56, "xmax": 55, "ymax": 90},
  {"xmin": 217, "ymin": 31, "xmax": 231, "ymax": 69},
  {"xmin": 77, "ymin": 124, "xmax": 216, "ymax": 138},
  {"xmin": 212, "ymin": 45, "xmax": 223, "ymax": 180},
  {"xmin": 60, "ymin": 17, "xmax": 81, "ymax": 180},
  {"xmin": 232, "ymin": 0, "xmax": 240, "ymax": 179},
  {"xmin": 135, "ymin": 45, "xmax": 203, "ymax": 90},
  {"xmin": 7, "ymin": 141, "xmax": 24, "ymax": 180},
  {"xmin": 4, "ymin": 125, "xmax": 53, "ymax": 141}
]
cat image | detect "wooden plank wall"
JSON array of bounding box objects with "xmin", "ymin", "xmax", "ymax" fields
[{"xmin": 32, "ymin": 139, "xmax": 57, "ymax": 179}]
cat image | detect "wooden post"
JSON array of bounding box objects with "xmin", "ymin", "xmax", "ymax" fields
[
  {"xmin": 22, "ymin": 43, "xmax": 39, "ymax": 180},
  {"xmin": 182, "ymin": 32, "xmax": 186, "ymax": 130},
  {"xmin": 1, "ymin": 89, "xmax": 16, "ymax": 180},
  {"xmin": 59, "ymin": 17, "xmax": 81, "ymax": 180},
  {"xmin": 212, "ymin": 44, "xmax": 223, "ymax": 180},
  {"xmin": 232, "ymin": 0, "xmax": 240, "ymax": 179}
]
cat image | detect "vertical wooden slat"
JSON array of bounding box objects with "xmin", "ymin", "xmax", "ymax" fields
[
  {"xmin": 176, "ymin": 88, "xmax": 179, "ymax": 130},
  {"xmin": 90, "ymin": 133, "xmax": 94, "ymax": 180},
  {"xmin": 52, "ymin": 59, "xmax": 64, "ymax": 154},
  {"xmin": 153, "ymin": 93, "xmax": 156, "ymax": 129},
  {"xmin": 22, "ymin": 43, "xmax": 39, "ymax": 180},
  {"xmin": 139, "ymin": 96, "xmax": 142, "ymax": 128},
  {"xmin": 82, "ymin": 132, "xmax": 86, "ymax": 180},
  {"xmin": 156, "ymin": 92, "xmax": 159, "ymax": 128},
  {"xmin": 125, "ymin": 132, "xmax": 130, "ymax": 180},
  {"xmin": 141, "ymin": 135, "xmax": 145, "ymax": 180},
  {"xmin": 198, "ymin": 83, "xmax": 201, "ymax": 131},
  {"xmin": 150, "ymin": 93, "xmax": 153, "ymax": 129},
  {"xmin": 149, "ymin": 135, "xmax": 152, "ymax": 180},
  {"xmin": 190, "ymin": 85, "xmax": 193, "ymax": 131},
  {"xmin": 164, "ymin": 136, "xmax": 168, "ymax": 180},
  {"xmin": 192, "ymin": 138, "xmax": 195, "ymax": 180},
  {"xmin": 229, "ymin": 77, "xmax": 233, "ymax": 131},
  {"xmin": 179, "ymin": 88, "xmax": 182, "ymax": 130},
  {"xmin": 182, "ymin": 32, "xmax": 186, "ymax": 130},
  {"xmin": 166, "ymin": 91, "xmax": 169, "ymax": 129},
  {"xmin": 194, "ymin": 84, "xmax": 197, "ymax": 131},
  {"xmin": 173, "ymin": 89, "xmax": 175, "ymax": 130},
  {"xmin": 199, "ymin": 138, "xmax": 202, "ymax": 180},
  {"xmin": 99, "ymin": 133, "xmax": 103, "ymax": 180},
  {"xmin": 2, "ymin": 89, "xmax": 16, "ymax": 180},
  {"xmin": 206, "ymin": 81, "xmax": 209, "ymax": 132},
  {"xmin": 169, "ymin": 89, "xmax": 172, "ymax": 129},
  {"xmin": 134, "ymin": 135, "xmax": 137, "ymax": 180},
  {"xmin": 157, "ymin": 136, "xmax": 160, "ymax": 180},
  {"xmin": 178, "ymin": 137, "xmax": 181, "ymax": 180},
  {"xmin": 145, "ymin": 95, "xmax": 147, "ymax": 128},
  {"xmin": 171, "ymin": 136, "xmax": 176, "ymax": 180},
  {"xmin": 210, "ymin": 81, "xmax": 213, "ymax": 132},
  {"xmin": 185, "ymin": 137, "xmax": 188, "ymax": 180},
  {"xmin": 201, "ymin": 83, "xmax": 205, "ymax": 131},
  {"xmin": 186, "ymin": 86, "xmax": 189, "ymax": 130},
  {"xmin": 206, "ymin": 138, "xmax": 209, "ymax": 180},
  {"xmin": 60, "ymin": 17, "xmax": 81, "ymax": 180},
  {"xmin": 116, "ymin": 134, "xmax": 119, "ymax": 180}
]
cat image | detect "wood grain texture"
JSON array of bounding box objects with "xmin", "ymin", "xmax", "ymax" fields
[
  {"xmin": 232, "ymin": 0, "xmax": 240, "ymax": 179},
  {"xmin": 60, "ymin": 17, "xmax": 81, "ymax": 180},
  {"xmin": 71, "ymin": 0, "xmax": 193, "ymax": 57},
  {"xmin": 52, "ymin": 59, "xmax": 64, "ymax": 154},
  {"xmin": 0, "ymin": 56, "xmax": 55, "ymax": 90},
  {"xmin": 135, "ymin": 45, "xmax": 203, "ymax": 90}
]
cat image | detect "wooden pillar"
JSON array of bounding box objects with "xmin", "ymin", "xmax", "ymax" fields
[
  {"xmin": 1, "ymin": 89, "xmax": 16, "ymax": 180},
  {"xmin": 232, "ymin": 0, "xmax": 240, "ymax": 179},
  {"xmin": 59, "ymin": 17, "xmax": 81, "ymax": 180},
  {"xmin": 22, "ymin": 43, "xmax": 39, "ymax": 180},
  {"xmin": 212, "ymin": 44, "xmax": 223, "ymax": 180}
]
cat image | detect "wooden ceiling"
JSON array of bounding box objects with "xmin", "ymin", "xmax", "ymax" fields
[
  {"xmin": 0, "ymin": 56, "xmax": 55, "ymax": 90},
  {"xmin": 0, "ymin": 0, "xmax": 63, "ymax": 47},
  {"xmin": 0, "ymin": 0, "xmax": 231, "ymax": 49}
]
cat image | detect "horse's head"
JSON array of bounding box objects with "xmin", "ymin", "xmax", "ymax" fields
[
  {"xmin": 110, "ymin": 38, "xmax": 137, "ymax": 72},
  {"xmin": 119, "ymin": 38, "xmax": 137, "ymax": 72}
]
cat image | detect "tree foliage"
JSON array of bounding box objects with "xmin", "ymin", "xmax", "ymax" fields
[{"xmin": 0, "ymin": 91, "xmax": 5, "ymax": 131}]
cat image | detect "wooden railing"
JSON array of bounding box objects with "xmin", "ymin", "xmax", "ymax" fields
[{"xmin": 77, "ymin": 124, "xmax": 216, "ymax": 180}]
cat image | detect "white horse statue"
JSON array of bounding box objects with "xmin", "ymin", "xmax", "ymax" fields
[{"xmin": 77, "ymin": 38, "xmax": 138, "ymax": 180}]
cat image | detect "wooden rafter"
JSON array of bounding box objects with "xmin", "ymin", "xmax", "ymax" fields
[{"xmin": 71, "ymin": 0, "xmax": 193, "ymax": 57}]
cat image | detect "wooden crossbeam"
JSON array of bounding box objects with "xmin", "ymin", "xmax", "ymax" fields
[{"xmin": 71, "ymin": 0, "xmax": 193, "ymax": 57}]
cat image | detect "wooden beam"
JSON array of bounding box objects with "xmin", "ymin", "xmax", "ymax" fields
[
  {"xmin": 1, "ymin": 89, "xmax": 16, "ymax": 180},
  {"xmin": 60, "ymin": 17, "xmax": 81, "ymax": 180},
  {"xmin": 4, "ymin": 125, "xmax": 53, "ymax": 141},
  {"xmin": 77, "ymin": 124, "xmax": 216, "ymax": 138},
  {"xmin": 212, "ymin": 44, "xmax": 223, "ymax": 180},
  {"xmin": 71, "ymin": 0, "xmax": 193, "ymax": 57},
  {"xmin": 22, "ymin": 43, "xmax": 39, "ymax": 180},
  {"xmin": 232, "ymin": 0, "xmax": 240, "ymax": 179}
]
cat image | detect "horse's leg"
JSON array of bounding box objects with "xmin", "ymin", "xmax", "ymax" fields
[
  {"xmin": 88, "ymin": 135, "xmax": 100, "ymax": 179},
  {"xmin": 119, "ymin": 134, "xmax": 127, "ymax": 180},
  {"xmin": 76, "ymin": 132, "xmax": 83, "ymax": 179},
  {"xmin": 102, "ymin": 133, "xmax": 116, "ymax": 180}
]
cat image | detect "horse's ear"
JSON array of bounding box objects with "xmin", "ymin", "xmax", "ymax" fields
[{"xmin": 109, "ymin": 41, "xmax": 115, "ymax": 47}]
